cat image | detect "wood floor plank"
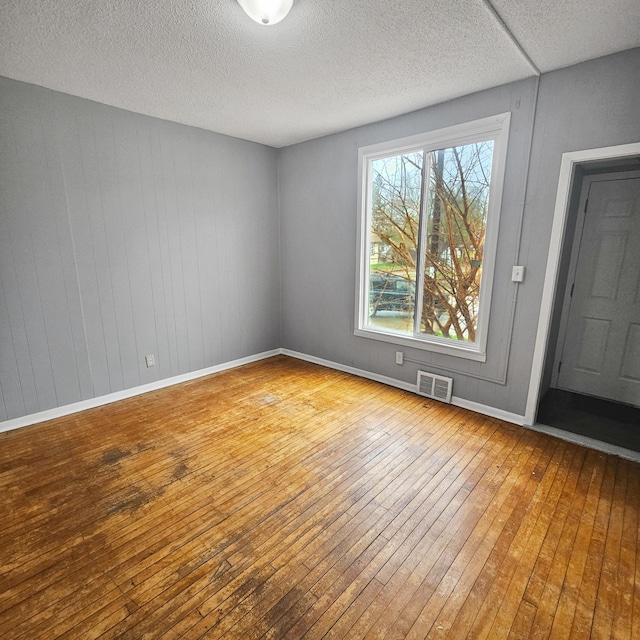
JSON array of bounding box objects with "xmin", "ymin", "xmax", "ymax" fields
[
  {"xmin": 474, "ymin": 441, "xmax": 571, "ymax": 639},
  {"xmin": 434, "ymin": 438, "xmax": 571, "ymax": 640},
  {"xmin": 520, "ymin": 446, "xmax": 586, "ymax": 609},
  {"xmin": 397, "ymin": 433, "xmax": 555, "ymax": 640},
  {"xmin": 535, "ymin": 450, "xmax": 608, "ymax": 639},
  {"xmin": 590, "ymin": 459, "xmax": 629, "ymax": 639},
  {"xmin": 507, "ymin": 600, "xmax": 538, "ymax": 640},
  {"xmin": 359, "ymin": 427, "xmax": 535, "ymax": 639},
  {"xmin": 3, "ymin": 370, "xmax": 390, "ymax": 608},
  {"xmin": 95, "ymin": 391, "xmax": 437, "ymax": 638},
  {"xmin": 0, "ymin": 356, "xmax": 638, "ymax": 640},
  {"xmin": 616, "ymin": 460, "xmax": 639, "ymax": 640},
  {"xmin": 568, "ymin": 455, "xmax": 618, "ymax": 639}
]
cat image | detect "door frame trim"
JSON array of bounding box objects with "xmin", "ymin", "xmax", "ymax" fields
[
  {"xmin": 550, "ymin": 172, "xmax": 592, "ymax": 389},
  {"xmin": 524, "ymin": 141, "xmax": 640, "ymax": 426}
]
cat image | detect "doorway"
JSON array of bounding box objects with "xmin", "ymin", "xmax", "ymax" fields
[
  {"xmin": 553, "ymin": 170, "xmax": 640, "ymax": 405},
  {"xmin": 534, "ymin": 155, "xmax": 640, "ymax": 451},
  {"xmin": 537, "ymin": 388, "xmax": 640, "ymax": 451}
]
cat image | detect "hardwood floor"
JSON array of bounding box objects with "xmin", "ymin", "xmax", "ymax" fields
[{"xmin": 1, "ymin": 355, "xmax": 638, "ymax": 639}]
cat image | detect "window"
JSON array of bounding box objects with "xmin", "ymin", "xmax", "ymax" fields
[{"xmin": 355, "ymin": 114, "xmax": 510, "ymax": 361}]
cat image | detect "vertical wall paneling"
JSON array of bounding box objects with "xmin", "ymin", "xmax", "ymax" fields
[
  {"xmin": 190, "ymin": 131, "xmax": 219, "ymax": 368},
  {"xmin": 211, "ymin": 137, "xmax": 233, "ymax": 364},
  {"xmin": 27, "ymin": 89, "xmax": 83, "ymax": 409},
  {"xmin": 176, "ymin": 128, "xmax": 206, "ymax": 373},
  {"xmin": 149, "ymin": 128, "xmax": 180, "ymax": 378},
  {"xmin": 96, "ymin": 107, "xmax": 140, "ymax": 391},
  {"xmin": 159, "ymin": 128, "xmax": 191, "ymax": 374},
  {"xmin": 0, "ymin": 256, "xmax": 26, "ymax": 420},
  {"xmin": 57, "ymin": 99, "xmax": 116, "ymax": 397},
  {"xmin": 136, "ymin": 123, "xmax": 171, "ymax": 381},
  {"xmin": 112, "ymin": 112, "xmax": 158, "ymax": 386},
  {"xmin": 4, "ymin": 87, "xmax": 58, "ymax": 412},
  {"xmin": 0, "ymin": 90, "xmax": 33, "ymax": 419},
  {"xmin": 217, "ymin": 138, "xmax": 242, "ymax": 362},
  {"xmin": 0, "ymin": 287, "xmax": 14, "ymax": 420},
  {"xmin": 46, "ymin": 97, "xmax": 94, "ymax": 403},
  {"xmin": 0, "ymin": 77, "xmax": 280, "ymax": 422}
]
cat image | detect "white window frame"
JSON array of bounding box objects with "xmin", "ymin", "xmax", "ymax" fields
[{"xmin": 354, "ymin": 113, "xmax": 511, "ymax": 362}]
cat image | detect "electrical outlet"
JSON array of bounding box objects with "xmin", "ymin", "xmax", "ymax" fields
[
  {"xmin": 145, "ymin": 354, "xmax": 155, "ymax": 368},
  {"xmin": 395, "ymin": 351, "xmax": 404, "ymax": 365}
]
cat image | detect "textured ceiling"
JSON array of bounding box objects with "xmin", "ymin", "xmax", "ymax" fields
[
  {"xmin": 0, "ymin": 0, "xmax": 638, "ymax": 147},
  {"xmin": 491, "ymin": 0, "xmax": 640, "ymax": 73}
]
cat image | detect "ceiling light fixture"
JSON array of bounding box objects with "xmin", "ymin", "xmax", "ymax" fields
[{"xmin": 237, "ymin": 0, "xmax": 294, "ymax": 25}]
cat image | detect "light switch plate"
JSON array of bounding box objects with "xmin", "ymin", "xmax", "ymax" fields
[{"xmin": 511, "ymin": 266, "xmax": 525, "ymax": 282}]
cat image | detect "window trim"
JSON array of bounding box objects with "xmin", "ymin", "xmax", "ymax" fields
[{"xmin": 354, "ymin": 113, "xmax": 511, "ymax": 362}]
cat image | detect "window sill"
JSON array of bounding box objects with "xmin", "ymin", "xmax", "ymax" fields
[{"xmin": 354, "ymin": 327, "xmax": 487, "ymax": 362}]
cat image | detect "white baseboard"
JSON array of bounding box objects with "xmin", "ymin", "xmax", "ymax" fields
[
  {"xmin": 281, "ymin": 349, "xmax": 526, "ymax": 426},
  {"xmin": 280, "ymin": 349, "xmax": 417, "ymax": 394},
  {"xmin": 2, "ymin": 345, "xmax": 525, "ymax": 435},
  {"xmin": 0, "ymin": 349, "xmax": 281, "ymax": 434},
  {"xmin": 450, "ymin": 396, "xmax": 526, "ymax": 426},
  {"xmin": 6, "ymin": 348, "xmax": 637, "ymax": 463},
  {"xmin": 283, "ymin": 350, "xmax": 640, "ymax": 460},
  {"xmin": 527, "ymin": 422, "xmax": 640, "ymax": 463}
]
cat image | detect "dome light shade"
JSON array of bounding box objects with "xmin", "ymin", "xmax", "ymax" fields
[{"xmin": 237, "ymin": 0, "xmax": 294, "ymax": 25}]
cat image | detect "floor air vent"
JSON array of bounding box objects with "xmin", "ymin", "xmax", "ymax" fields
[{"xmin": 416, "ymin": 371, "xmax": 453, "ymax": 403}]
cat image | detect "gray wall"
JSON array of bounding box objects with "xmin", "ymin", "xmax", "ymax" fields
[
  {"xmin": 524, "ymin": 48, "xmax": 640, "ymax": 409},
  {"xmin": 2, "ymin": 48, "xmax": 639, "ymax": 424},
  {"xmin": 279, "ymin": 48, "xmax": 640, "ymax": 418},
  {"xmin": 0, "ymin": 77, "xmax": 280, "ymax": 422}
]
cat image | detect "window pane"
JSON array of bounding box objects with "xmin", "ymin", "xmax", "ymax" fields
[
  {"xmin": 367, "ymin": 152, "xmax": 423, "ymax": 333},
  {"xmin": 419, "ymin": 141, "xmax": 494, "ymax": 341}
]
